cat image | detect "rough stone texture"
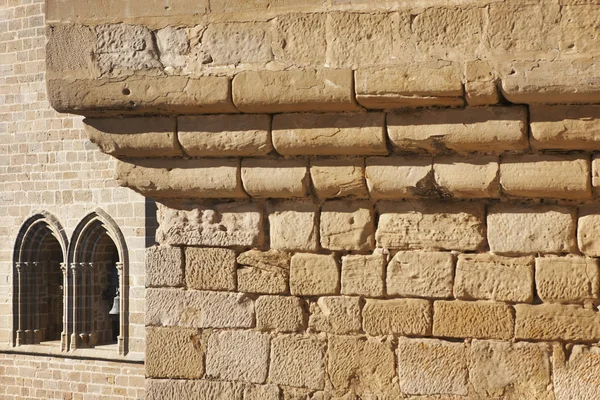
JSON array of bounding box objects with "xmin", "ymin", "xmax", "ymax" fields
[
  {"xmin": 242, "ymin": 159, "xmax": 309, "ymax": 198},
  {"xmin": 530, "ymin": 105, "xmax": 600, "ymax": 150},
  {"xmin": 256, "ymin": 295, "xmax": 305, "ymax": 332},
  {"xmin": 308, "ymin": 296, "xmax": 361, "ymax": 335},
  {"xmin": 199, "ymin": 22, "xmax": 273, "ymax": 65},
  {"xmin": 320, "ymin": 200, "xmax": 374, "ymax": 251},
  {"xmin": 553, "ymin": 345, "xmax": 600, "ymax": 400},
  {"xmin": 594, "ymin": 155, "xmax": 600, "ymax": 195},
  {"xmin": 146, "ymin": 289, "xmax": 254, "ymax": 329},
  {"xmin": 268, "ymin": 202, "xmax": 318, "ymax": 252},
  {"xmin": 362, "ymin": 298, "xmax": 431, "ymax": 336},
  {"xmin": 244, "ymin": 385, "xmax": 281, "ymax": 400},
  {"xmin": 396, "ymin": 338, "xmax": 468, "ymax": 396},
  {"xmin": 386, "ymin": 251, "xmax": 454, "ymax": 299},
  {"xmin": 577, "ymin": 205, "xmax": 600, "ymax": 257},
  {"xmin": 146, "ymin": 379, "xmax": 242, "ymax": 400},
  {"xmin": 156, "ymin": 202, "xmax": 264, "ymax": 247},
  {"xmin": 155, "ymin": 26, "xmax": 189, "ymax": 69},
  {"xmin": 470, "ymin": 340, "xmax": 553, "ymax": 400},
  {"xmin": 46, "ymin": 24, "xmax": 95, "ymax": 79},
  {"xmin": 355, "ymin": 63, "xmax": 464, "ymax": 108},
  {"xmin": 269, "ymin": 335, "xmax": 326, "ymax": 390},
  {"xmin": 515, "ymin": 304, "xmax": 600, "ymax": 342},
  {"xmin": 433, "ymin": 301, "xmax": 514, "ymax": 340},
  {"xmin": 310, "ymin": 158, "xmax": 367, "ymax": 199},
  {"xmin": 454, "ymin": 254, "xmax": 534, "ymax": 303},
  {"xmin": 272, "ymin": 13, "xmax": 327, "ymax": 66},
  {"xmin": 232, "ymin": 69, "xmax": 360, "ymax": 113},
  {"xmin": 376, "ymin": 201, "xmax": 486, "ymax": 251},
  {"xmin": 237, "ymin": 250, "xmax": 290, "ymax": 294},
  {"xmin": 328, "ymin": 335, "xmax": 398, "ymax": 396},
  {"xmin": 500, "ymin": 154, "xmax": 591, "ymax": 200},
  {"xmin": 85, "ymin": 117, "xmax": 181, "ymax": 157},
  {"xmin": 387, "ymin": 107, "xmax": 528, "ymax": 154},
  {"xmin": 365, "ymin": 157, "xmax": 432, "ymax": 200},
  {"xmin": 272, "ymin": 113, "xmax": 387, "ymax": 156},
  {"xmin": 185, "ymin": 247, "xmax": 237, "ymax": 291},
  {"xmin": 290, "ymin": 253, "xmax": 339, "ymax": 296},
  {"xmin": 465, "ymin": 60, "xmax": 499, "ymax": 106},
  {"xmin": 115, "ymin": 158, "xmax": 246, "ymax": 199},
  {"xmin": 433, "ymin": 156, "xmax": 500, "ymax": 199},
  {"xmin": 340, "ymin": 252, "xmax": 385, "ymax": 297},
  {"xmin": 206, "ymin": 330, "xmax": 270, "ymax": 384},
  {"xmin": 146, "ymin": 326, "xmax": 205, "ymax": 379},
  {"xmin": 146, "ymin": 246, "xmax": 184, "ymax": 288},
  {"xmin": 178, "ymin": 114, "xmax": 272, "ymax": 157},
  {"xmin": 535, "ymin": 256, "xmax": 600, "ymax": 303},
  {"xmin": 487, "ymin": 204, "xmax": 577, "ymax": 255}
]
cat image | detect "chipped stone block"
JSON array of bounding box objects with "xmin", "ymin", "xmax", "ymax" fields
[
  {"xmin": 553, "ymin": 344, "xmax": 600, "ymax": 400},
  {"xmin": 272, "ymin": 13, "xmax": 327, "ymax": 66},
  {"xmin": 530, "ymin": 105, "xmax": 600, "ymax": 150},
  {"xmin": 185, "ymin": 247, "xmax": 236, "ymax": 291},
  {"xmin": 578, "ymin": 205, "xmax": 600, "ymax": 257},
  {"xmin": 310, "ymin": 158, "xmax": 367, "ymax": 199},
  {"xmin": 515, "ymin": 303, "xmax": 600, "ymax": 342},
  {"xmin": 242, "ymin": 158, "xmax": 309, "ymax": 198},
  {"xmin": 146, "ymin": 326, "xmax": 204, "ymax": 379},
  {"xmin": 46, "ymin": 24, "xmax": 95, "ymax": 78},
  {"xmin": 433, "ymin": 301, "xmax": 514, "ymax": 340},
  {"xmin": 146, "ymin": 379, "xmax": 242, "ymax": 400},
  {"xmin": 386, "ymin": 251, "xmax": 454, "ymax": 299},
  {"xmin": 290, "ymin": 253, "xmax": 339, "ymax": 296},
  {"xmin": 363, "ymin": 298, "xmax": 431, "ymax": 336},
  {"xmin": 156, "ymin": 26, "xmax": 189, "ymax": 69},
  {"xmin": 146, "ymin": 246, "xmax": 184, "ymax": 288},
  {"xmin": 256, "ymin": 295, "xmax": 305, "ymax": 332},
  {"xmin": 237, "ymin": 250, "xmax": 290, "ymax": 294},
  {"xmin": 433, "ymin": 156, "xmax": 500, "ymax": 198},
  {"xmin": 320, "ymin": 200, "xmax": 374, "ymax": 251},
  {"xmin": 465, "ymin": 60, "xmax": 499, "ymax": 106},
  {"xmin": 308, "ymin": 296, "xmax": 361, "ymax": 335},
  {"xmin": 365, "ymin": 157, "xmax": 432, "ymax": 200},
  {"xmin": 244, "ymin": 385, "xmax": 281, "ymax": 400},
  {"xmin": 200, "ymin": 22, "xmax": 273, "ymax": 65},
  {"xmin": 269, "ymin": 335, "xmax": 326, "ymax": 390},
  {"xmin": 535, "ymin": 256, "xmax": 600, "ymax": 303},
  {"xmin": 340, "ymin": 252, "xmax": 385, "ymax": 297},
  {"xmin": 268, "ymin": 201, "xmax": 318, "ymax": 252}
]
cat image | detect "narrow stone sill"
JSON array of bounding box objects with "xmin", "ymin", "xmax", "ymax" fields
[{"xmin": 0, "ymin": 341, "xmax": 144, "ymax": 364}]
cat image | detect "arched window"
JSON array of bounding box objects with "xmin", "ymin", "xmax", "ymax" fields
[{"xmin": 13, "ymin": 212, "xmax": 68, "ymax": 347}]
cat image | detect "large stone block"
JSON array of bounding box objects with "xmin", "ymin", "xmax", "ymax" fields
[
  {"xmin": 199, "ymin": 22, "xmax": 273, "ymax": 65},
  {"xmin": 272, "ymin": 13, "xmax": 327, "ymax": 66},
  {"xmin": 320, "ymin": 200, "xmax": 374, "ymax": 251},
  {"xmin": 269, "ymin": 335, "xmax": 326, "ymax": 390},
  {"xmin": 365, "ymin": 157, "xmax": 432, "ymax": 200},
  {"xmin": 256, "ymin": 295, "xmax": 306, "ymax": 332},
  {"xmin": 386, "ymin": 251, "xmax": 454, "ymax": 299},
  {"xmin": 146, "ymin": 379, "xmax": 242, "ymax": 400},
  {"xmin": 237, "ymin": 250, "xmax": 290, "ymax": 294},
  {"xmin": 396, "ymin": 338, "xmax": 468, "ymax": 396},
  {"xmin": 156, "ymin": 202, "xmax": 263, "ymax": 247},
  {"xmin": 465, "ymin": 60, "xmax": 499, "ymax": 106},
  {"xmin": 387, "ymin": 107, "xmax": 528, "ymax": 153},
  {"xmin": 290, "ymin": 253, "xmax": 339, "ymax": 296},
  {"xmin": 553, "ymin": 345, "xmax": 600, "ymax": 400},
  {"xmin": 232, "ymin": 69, "xmax": 360, "ymax": 113},
  {"xmin": 433, "ymin": 156, "xmax": 500, "ymax": 198},
  {"xmin": 46, "ymin": 24, "xmax": 95, "ymax": 79},
  {"xmin": 146, "ymin": 246, "xmax": 184, "ymax": 288},
  {"xmin": 268, "ymin": 201, "xmax": 318, "ymax": 251},
  {"xmin": 578, "ymin": 205, "xmax": 600, "ymax": 257},
  {"xmin": 454, "ymin": 254, "xmax": 534, "ymax": 303},
  {"xmin": 340, "ymin": 252, "xmax": 385, "ymax": 297},
  {"xmin": 146, "ymin": 326, "xmax": 205, "ymax": 379},
  {"xmin": 272, "ymin": 112, "xmax": 386, "ymax": 156},
  {"xmin": 308, "ymin": 296, "xmax": 361, "ymax": 335},
  {"xmin": 362, "ymin": 298, "xmax": 431, "ymax": 336},
  {"xmin": 242, "ymin": 159, "xmax": 309, "ymax": 198},
  {"xmin": 487, "ymin": 204, "xmax": 577, "ymax": 255},
  {"xmin": 376, "ymin": 201, "xmax": 486, "ymax": 251},
  {"xmin": 433, "ymin": 301, "xmax": 514, "ymax": 340},
  {"xmin": 206, "ymin": 330, "xmax": 270, "ymax": 384},
  {"xmin": 178, "ymin": 114, "xmax": 272, "ymax": 157},
  {"xmin": 310, "ymin": 158, "xmax": 367, "ymax": 199},
  {"xmin": 535, "ymin": 256, "xmax": 599, "ymax": 303},
  {"xmin": 500, "ymin": 154, "xmax": 591, "ymax": 199},
  {"xmin": 185, "ymin": 247, "xmax": 236, "ymax": 291},
  {"xmin": 244, "ymin": 385, "xmax": 281, "ymax": 400},
  {"xmin": 515, "ymin": 304, "xmax": 600, "ymax": 341},
  {"xmin": 530, "ymin": 105, "xmax": 600, "ymax": 150}
]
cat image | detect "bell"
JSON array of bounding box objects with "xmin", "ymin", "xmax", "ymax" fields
[{"xmin": 109, "ymin": 295, "xmax": 120, "ymax": 315}]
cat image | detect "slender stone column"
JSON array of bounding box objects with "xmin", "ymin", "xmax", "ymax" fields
[
  {"xmin": 69, "ymin": 263, "xmax": 79, "ymax": 350},
  {"xmin": 15, "ymin": 262, "xmax": 25, "ymax": 346},
  {"xmin": 32, "ymin": 261, "xmax": 41, "ymax": 344},
  {"xmin": 87, "ymin": 262, "xmax": 97, "ymax": 346},
  {"xmin": 60, "ymin": 262, "xmax": 68, "ymax": 351},
  {"xmin": 25, "ymin": 261, "xmax": 33, "ymax": 344},
  {"xmin": 115, "ymin": 261, "xmax": 124, "ymax": 354}
]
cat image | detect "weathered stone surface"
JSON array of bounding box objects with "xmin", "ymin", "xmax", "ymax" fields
[
  {"xmin": 178, "ymin": 114, "xmax": 272, "ymax": 157},
  {"xmin": 242, "ymin": 159, "xmax": 309, "ymax": 198},
  {"xmin": 85, "ymin": 117, "xmax": 181, "ymax": 157},
  {"xmin": 328, "ymin": 335, "xmax": 398, "ymax": 395},
  {"xmin": 146, "ymin": 289, "xmax": 254, "ymax": 329},
  {"xmin": 376, "ymin": 201, "xmax": 486, "ymax": 251},
  {"xmin": 535, "ymin": 256, "xmax": 599, "ymax": 303},
  {"xmin": 340, "ymin": 252, "xmax": 385, "ymax": 297},
  {"xmin": 454, "ymin": 254, "xmax": 534, "ymax": 303},
  {"xmin": 363, "ymin": 298, "xmax": 431, "ymax": 336},
  {"xmin": 146, "ymin": 246, "xmax": 184, "ymax": 288},
  {"xmin": 487, "ymin": 204, "xmax": 577, "ymax": 255},
  {"xmin": 290, "ymin": 253, "xmax": 339, "ymax": 296},
  {"xmin": 553, "ymin": 345, "xmax": 600, "ymax": 400},
  {"xmin": 433, "ymin": 301, "xmax": 514, "ymax": 340},
  {"xmin": 268, "ymin": 202, "xmax": 318, "ymax": 251},
  {"xmin": 320, "ymin": 200, "xmax": 374, "ymax": 251},
  {"xmin": 500, "ymin": 154, "xmax": 591, "ymax": 199},
  {"xmin": 386, "ymin": 251, "xmax": 454, "ymax": 299},
  {"xmin": 530, "ymin": 105, "xmax": 600, "ymax": 150},
  {"xmin": 146, "ymin": 326, "xmax": 205, "ymax": 379},
  {"xmin": 199, "ymin": 22, "xmax": 272, "ymax": 65},
  {"xmin": 155, "ymin": 26, "xmax": 189, "ymax": 69},
  {"xmin": 244, "ymin": 385, "xmax": 281, "ymax": 400},
  {"xmin": 594, "ymin": 155, "xmax": 600, "ymax": 195},
  {"xmin": 269, "ymin": 335, "xmax": 326, "ymax": 390},
  {"xmin": 185, "ymin": 247, "xmax": 236, "ymax": 291},
  {"xmin": 465, "ymin": 60, "xmax": 499, "ymax": 106},
  {"xmin": 308, "ymin": 296, "xmax": 361, "ymax": 335},
  {"xmin": 48, "ymin": 76, "xmax": 237, "ymax": 116},
  {"xmin": 355, "ymin": 63, "xmax": 463, "ymax": 108},
  {"xmin": 146, "ymin": 379, "xmax": 242, "ymax": 400},
  {"xmin": 157, "ymin": 201, "xmax": 263, "ymax": 247},
  {"xmin": 272, "ymin": 112, "xmax": 386, "ymax": 156},
  {"xmin": 46, "ymin": 24, "xmax": 95, "ymax": 79},
  {"xmin": 237, "ymin": 250, "xmax": 290, "ymax": 294},
  {"xmin": 310, "ymin": 158, "xmax": 367, "ymax": 199},
  {"xmin": 115, "ymin": 158, "xmax": 245, "ymax": 199},
  {"xmin": 365, "ymin": 157, "xmax": 432, "ymax": 200},
  {"xmin": 470, "ymin": 340, "xmax": 553, "ymax": 400},
  {"xmin": 256, "ymin": 295, "xmax": 306, "ymax": 332},
  {"xmin": 578, "ymin": 205, "xmax": 600, "ymax": 257},
  {"xmin": 206, "ymin": 330, "xmax": 270, "ymax": 384},
  {"xmin": 397, "ymin": 338, "xmax": 468, "ymax": 396},
  {"xmin": 433, "ymin": 156, "xmax": 500, "ymax": 199},
  {"xmin": 515, "ymin": 303, "xmax": 600, "ymax": 342},
  {"xmin": 232, "ymin": 69, "xmax": 360, "ymax": 113},
  {"xmin": 387, "ymin": 107, "xmax": 528, "ymax": 154},
  {"xmin": 272, "ymin": 13, "xmax": 327, "ymax": 66}
]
